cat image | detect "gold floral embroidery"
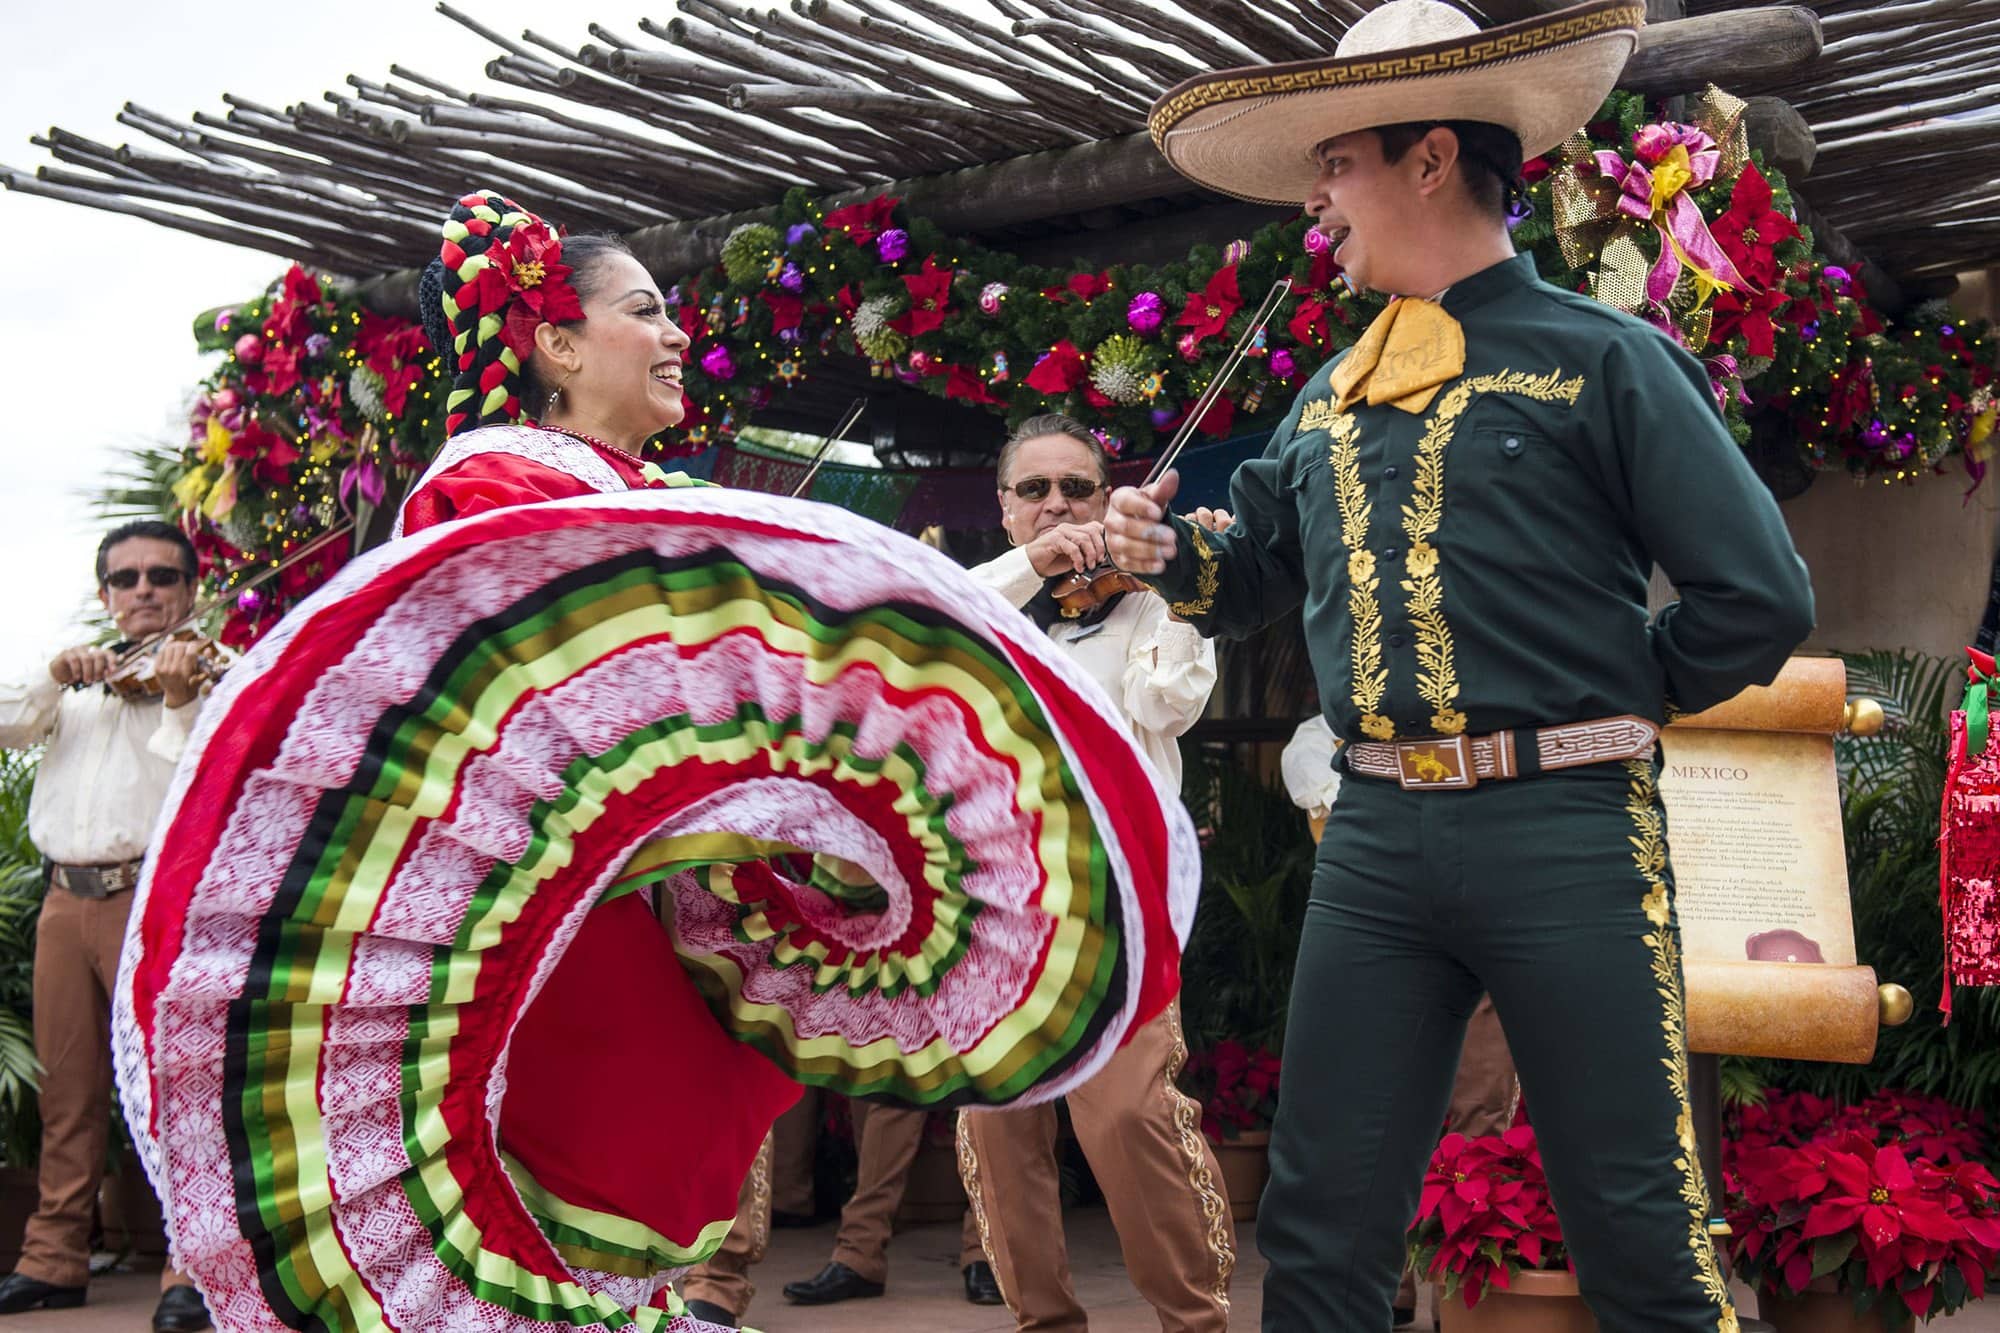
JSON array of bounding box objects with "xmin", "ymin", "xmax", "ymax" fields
[
  {"xmin": 1400, "ymin": 369, "xmax": 1586, "ymax": 736},
  {"xmin": 956, "ymin": 1113, "xmax": 1015, "ymax": 1316},
  {"xmin": 1299, "ymin": 396, "xmax": 1343, "ymax": 434},
  {"xmin": 1162, "ymin": 1000, "xmax": 1236, "ymax": 1311},
  {"xmin": 1328, "ymin": 412, "xmax": 1391, "ymax": 739},
  {"xmin": 1169, "ymin": 523, "xmax": 1221, "ymax": 621},
  {"xmin": 1624, "ymin": 759, "xmax": 1740, "ymax": 1333}
]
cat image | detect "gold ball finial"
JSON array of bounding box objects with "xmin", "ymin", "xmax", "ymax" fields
[
  {"xmin": 1879, "ymin": 983, "xmax": 1915, "ymax": 1028},
  {"xmin": 1845, "ymin": 698, "xmax": 1886, "ymax": 737}
]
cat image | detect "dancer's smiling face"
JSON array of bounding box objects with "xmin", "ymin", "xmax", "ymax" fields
[{"xmin": 531, "ymin": 250, "xmax": 691, "ymax": 440}]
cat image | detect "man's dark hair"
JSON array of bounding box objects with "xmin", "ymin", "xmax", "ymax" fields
[
  {"xmin": 1373, "ymin": 120, "xmax": 1525, "ymax": 221},
  {"xmin": 97, "ymin": 520, "xmax": 197, "ymax": 586}
]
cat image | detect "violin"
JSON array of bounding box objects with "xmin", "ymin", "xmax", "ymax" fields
[
  {"xmin": 103, "ymin": 629, "xmax": 230, "ymax": 701},
  {"xmin": 1039, "ymin": 276, "xmax": 1296, "ymax": 619}
]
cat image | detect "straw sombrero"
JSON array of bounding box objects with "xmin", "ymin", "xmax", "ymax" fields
[{"xmin": 1149, "ymin": 0, "xmax": 1645, "ymax": 206}]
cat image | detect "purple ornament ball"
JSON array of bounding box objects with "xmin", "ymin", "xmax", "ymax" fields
[
  {"xmin": 1303, "ymin": 227, "xmax": 1331, "ymax": 256},
  {"xmin": 876, "ymin": 228, "xmax": 910, "ymax": 263},
  {"xmin": 779, "ymin": 262, "xmax": 806, "ymax": 293},
  {"xmin": 234, "ymin": 333, "xmax": 264, "ymax": 364},
  {"xmin": 1150, "ymin": 405, "xmax": 1178, "ymax": 428},
  {"xmin": 1270, "ymin": 349, "xmax": 1296, "ymax": 379},
  {"xmin": 701, "ymin": 344, "xmax": 737, "ymax": 380},
  {"xmin": 1127, "ymin": 291, "xmax": 1165, "ymax": 335},
  {"xmin": 236, "ymin": 588, "xmax": 264, "ymax": 615},
  {"xmin": 785, "ymin": 223, "xmax": 818, "ymax": 246}
]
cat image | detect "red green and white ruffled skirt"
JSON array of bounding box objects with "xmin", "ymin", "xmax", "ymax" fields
[{"xmin": 113, "ymin": 489, "xmax": 1197, "ymax": 1331}]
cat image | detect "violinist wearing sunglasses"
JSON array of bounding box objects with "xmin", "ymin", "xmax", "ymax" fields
[
  {"xmin": 0, "ymin": 520, "xmax": 213, "ymax": 1330},
  {"xmin": 953, "ymin": 414, "xmax": 1239, "ymax": 1331}
]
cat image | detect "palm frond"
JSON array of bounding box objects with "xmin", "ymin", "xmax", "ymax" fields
[{"xmin": 90, "ymin": 440, "xmax": 186, "ymax": 524}]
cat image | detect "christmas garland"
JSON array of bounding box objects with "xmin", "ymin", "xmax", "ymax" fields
[
  {"xmin": 167, "ymin": 90, "xmax": 1996, "ymax": 645},
  {"xmin": 179, "ymin": 267, "xmax": 443, "ymax": 646}
]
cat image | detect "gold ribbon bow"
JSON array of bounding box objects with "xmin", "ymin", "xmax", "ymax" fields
[
  {"xmin": 1331, "ymin": 298, "xmax": 1466, "ymax": 415},
  {"xmin": 1552, "ymin": 85, "xmax": 1750, "ymax": 343}
]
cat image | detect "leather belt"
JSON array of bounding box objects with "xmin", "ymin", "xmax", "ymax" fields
[
  {"xmin": 1344, "ymin": 715, "xmax": 1661, "ymax": 791},
  {"xmin": 51, "ymin": 859, "xmax": 144, "ymax": 899}
]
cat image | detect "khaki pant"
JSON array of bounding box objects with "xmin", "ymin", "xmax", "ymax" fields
[
  {"xmin": 770, "ymin": 1089, "xmax": 820, "ymax": 1219},
  {"xmin": 19, "ymin": 886, "xmax": 191, "ymax": 1294},
  {"xmin": 679, "ymin": 1134, "xmax": 774, "ymax": 1317},
  {"xmin": 829, "ymin": 1104, "xmax": 981, "ymax": 1283},
  {"xmin": 681, "ymin": 1107, "xmax": 982, "ymax": 1319},
  {"xmin": 958, "ymin": 1003, "xmax": 1235, "ymax": 1332},
  {"xmin": 1395, "ymin": 992, "xmax": 1517, "ymax": 1311}
]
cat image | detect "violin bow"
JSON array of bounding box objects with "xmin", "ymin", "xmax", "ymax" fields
[
  {"xmin": 113, "ymin": 521, "xmax": 357, "ymax": 668},
  {"xmin": 790, "ymin": 396, "xmax": 869, "ymax": 499},
  {"xmin": 1140, "ymin": 277, "xmax": 1294, "ymax": 490}
]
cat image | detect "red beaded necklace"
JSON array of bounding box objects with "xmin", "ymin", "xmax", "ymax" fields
[{"xmin": 541, "ymin": 424, "xmax": 650, "ymax": 472}]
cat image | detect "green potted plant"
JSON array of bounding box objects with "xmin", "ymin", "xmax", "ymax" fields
[
  {"xmin": 1407, "ymin": 1125, "xmax": 1592, "ymax": 1332},
  {"xmin": 1175, "ymin": 749, "xmax": 1315, "ymax": 1219},
  {"xmin": 0, "ymin": 750, "xmax": 47, "ymax": 1269}
]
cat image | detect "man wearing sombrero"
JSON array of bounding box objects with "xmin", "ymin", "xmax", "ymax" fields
[{"xmin": 1108, "ymin": 1, "xmax": 1814, "ymax": 1329}]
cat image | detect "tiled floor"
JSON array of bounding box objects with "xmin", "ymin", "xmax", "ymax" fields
[{"xmin": 23, "ymin": 1211, "xmax": 2000, "ymax": 1330}]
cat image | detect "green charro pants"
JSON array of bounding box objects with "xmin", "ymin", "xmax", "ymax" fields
[{"xmin": 1258, "ymin": 758, "xmax": 1737, "ymax": 1333}]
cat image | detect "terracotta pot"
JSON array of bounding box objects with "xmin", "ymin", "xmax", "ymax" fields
[
  {"xmin": 1214, "ymin": 1130, "xmax": 1269, "ymax": 1222},
  {"xmin": 0, "ymin": 1167, "xmax": 35, "ymax": 1273},
  {"xmin": 1437, "ymin": 1267, "xmax": 1596, "ymax": 1333},
  {"xmin": 1760, "ymin": 1278, "xmax": 1899, "ymax": 1333},
  {"xmin": 893, "ymin": 1136, "xmax": 967, "ymax": 1225}
]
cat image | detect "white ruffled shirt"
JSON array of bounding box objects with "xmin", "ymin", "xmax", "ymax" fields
[
  {"xmin": 0, "ymin": 672, "xmax": 199, "ymax": 865},
  {"xmin": 969, "ymin": 547, "xmax": 1216, "ymax": 790}
]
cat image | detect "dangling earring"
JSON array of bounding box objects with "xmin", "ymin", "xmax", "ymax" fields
[{"xmin": 546, "ymin": 372, "xmax": 574, "ymax": 419}]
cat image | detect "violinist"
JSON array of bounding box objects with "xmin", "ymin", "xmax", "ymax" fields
[
  {"xmin": 956, "ymin": 414, "xmax": 1236, "ymax": 1331},
  {"xmin": 0, "ymin": 520, "xmax": 211, "ymax": 1331}
]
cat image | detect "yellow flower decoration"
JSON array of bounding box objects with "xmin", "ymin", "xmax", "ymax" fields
[
  {"xmin": 171, "ymin": 468, "xmax": 212, "ymax": 511},
  {"xmin": 200, "ymin": 418, "xmax": 233, "ymax": 466},
  {"xmin": 1431, "ymin": 707, "xmax": 1469, "ymax": 736},
  {"xmin": 1360, "ymin": 713, "xmax": 1396, "ymax": 741},
  {"xmin": 309, "ymin": 436, "xmax": 342, "ymax": 465},
  {"xmin": 1347, "ymin": 550, "xmax": 1377, "ymax": 584},
  {"xmin": 1407, "ymin": 541, "xmax": 1439, "ymax": 578},
  {"xmin": 1643, "ymin": 883, "xmax": 1671, "ymax": 928},
  {"xmin": 513, "ymin": 259, "xmax": 547, "ymax": 289}
]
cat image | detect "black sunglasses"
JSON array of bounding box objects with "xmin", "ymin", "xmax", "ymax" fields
[
  {"xmin": 102, "ymin": 566, "xmax": 189, "ymax": 591},
  {"xmin": 1002, "ymin": 476, "xmax": 1101, "ymax": 502}
]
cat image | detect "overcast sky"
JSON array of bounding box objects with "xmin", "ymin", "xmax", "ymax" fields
[{"xmin": 0, "ymin": 1, "xmax": 665, "ymax": 680}]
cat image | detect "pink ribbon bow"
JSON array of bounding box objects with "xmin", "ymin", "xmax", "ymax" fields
[{"xmin": 1595, "ymin": 123, "xmax": 1749, "ymax": 307}]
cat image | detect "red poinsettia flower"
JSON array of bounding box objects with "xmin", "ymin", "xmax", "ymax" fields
[
  {"xmin": 490, "ymin": 226, "xmax": 587, "ymax": 362},
  {"xmin": 1411, "ymin": 1126, "xmax": 1568, "ymax": 1310},
  {"xmin": 1521, "ymin": 156, "xmax": 1553, "ymax": 185},
  {"xmin": 890, "ymin": 260, "xmax": 954, "ymax": 336},
  {"xmin": 1711, "ymin": 163, "xmax": 1799, "ymax": 290},
  {"xmin": 261, "ymin": 264, "xmax": 324, "ymax": 344},
  {"xmin": 1197, "ymin": 393, "xmax": 1236, "ymax": 437},
  {"xmin": 1024, "ymin": 340, "xmax": 1088, "ymax": 395},
  {"xmin": 1288, "ymin": 295, "xmax": 1332, "ymax": 350},
  {"xmin": 260, "ymin": 344, "xmax": 302, "ymax": 399},
  {"xmin": 823, "ymin": 195, "xmax": 900, "ymax": 245},
  {"xmin": 1178, "ymin": 264, "xmax": 1242, "ymax": 342},
  {"xmin": 760, "ymin": 291, "xmax": 805, "ymax": 335},
  {"xmin": 1041, "ymin": 271, "xmax": 1113, "ymax": 303},
  {"xmin": 228, "ymin": 420, "xmax": 301, "ymax": 489},
  {"xmin": 944, "ymin": 363, "xmax": 1001, "ymax": 405}
]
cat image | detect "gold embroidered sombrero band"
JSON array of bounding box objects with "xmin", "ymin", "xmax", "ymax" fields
[{"xmin": 1148, "ymin": 0, "xmax": 1645, "ymax": 206}]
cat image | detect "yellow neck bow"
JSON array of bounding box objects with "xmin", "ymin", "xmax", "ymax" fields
[{"xmin": 1330, "ymin": 297, "xmax": 1466, "ymax": 415}]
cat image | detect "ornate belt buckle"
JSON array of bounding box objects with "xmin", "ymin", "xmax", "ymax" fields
[{"xmin": 1395, "ymin": 735, "xmax": 1477, "ymax": 791}]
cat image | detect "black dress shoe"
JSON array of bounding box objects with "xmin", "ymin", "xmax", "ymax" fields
[
  {"xmin": 0, "ymin": 1272, "xmax": 85, "ymax": 1314},
  {"xmin": 962, "ymin": 1260, "xmax": 1003, "ymax": 1306},
  {"xmin": 770, "ymin": 1209, "xmax": 817, "ymax": 1229},
  {"xmin": 153, "ymin": 1284, "xmax": 213, "ymax": 1332},
  {"xmin": 681, "ymin": 1298, "xmax": 739, "ymax": 1327},
  {"xmin": 781, "ymin": 1261, "xmax": 885, "ymax": 1305}
]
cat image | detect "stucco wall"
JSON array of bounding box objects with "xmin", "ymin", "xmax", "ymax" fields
[{"xmin": 1783, "ymin": 473, "xmax": 1999, "ymax": 660}]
